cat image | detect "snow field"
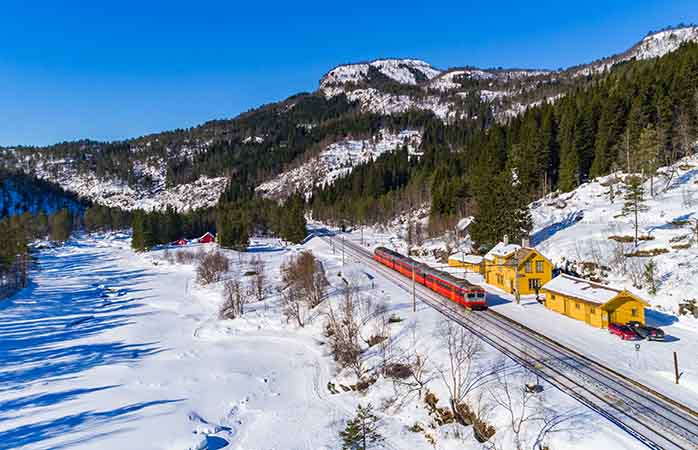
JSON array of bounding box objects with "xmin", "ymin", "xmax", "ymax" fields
[{"xmin": 0, "ymin": 230, "xmax": 646, "ymax": 449}]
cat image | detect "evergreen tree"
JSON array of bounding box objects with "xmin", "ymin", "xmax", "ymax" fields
[
  {"xmin": 131, "ymin": 211, "xmax": 147, "ymax": 251},
  {"xmin": 49, "ymin": 208, "xmax": 73, "ymax": 242},
  {"xmin": 340, "ymin": 404, "xmax": 383, "ymax": 450},
  {"xmin": 470, "ymin": 170, "xmax": 532, "ymax": 247},
  {"xmin": 557, "ymin": 100, "xmax": 579, "ymax": 192},
  {"xmin": 643, "ymin": 260, "xmax": 657, "ymax": 295},
  {"xmin": 622, "ymin": 176, "xmax": 649, "ymax": 247},
  {"xmin": 637, "ymin": 124, "xmax": 660, "ymax": 196}
]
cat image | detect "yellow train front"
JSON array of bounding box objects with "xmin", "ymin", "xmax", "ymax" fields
[{"xmin": 373, "ymin": 247, "xmax": 487, "ymax": 311}]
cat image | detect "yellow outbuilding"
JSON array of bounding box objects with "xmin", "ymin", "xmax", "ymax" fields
[
  {"xmin": 448, "ymin": 253, "xmax": 485, "ymax": 275},
  {"xmin": 541, "ymin": 274, "xmax": 649, "ymax": 328},
  {"xmin": 482, "ymin": 241, "xmax": 554, "ymax": 296}
]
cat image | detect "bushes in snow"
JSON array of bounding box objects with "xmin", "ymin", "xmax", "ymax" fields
[
  {"xmin": 196, "ymin": 251, "xmax": 229, "ymax": 285},
  {"xmin": 280, "ymin": 251, "xmax": 328, "ymax": 327}
]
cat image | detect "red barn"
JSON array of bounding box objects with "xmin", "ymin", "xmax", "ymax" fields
[{"xmin": 198, "ymin": 232, "xmax": 216, "ymax": 244}]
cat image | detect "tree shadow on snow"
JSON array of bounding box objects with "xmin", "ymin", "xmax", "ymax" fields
[
  {"xmin": 0, "ymin": 242, "xmax": 168, "ymax": 432},
  {"xmin": 646, "ymin": 309, "xmax": 679, "ymax": 327},
  {"xmin": 0, "ymin": 399, "xmax": 183, "ymax": 449},
  {"xmin": 531, "ymin": 211, "xmax": 584, "ymax": 246}
]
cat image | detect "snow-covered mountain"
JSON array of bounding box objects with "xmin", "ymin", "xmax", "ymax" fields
[
  {"xmin": 3, "ymin": 26, "xmax": 697, "ymax": 213},
  {"xmin": 321, "ymin": 26, "xmax": 698, "ymax": 122},
  {"xmin": 0, "ymin": 147, "xmax": 227, "ymax": 212},
  {"xmin": 320, "ymin": 58, "xmax": 441, "ymax": 89},
  {"xmin": 573, "ymin": 26, "xmax": 698, "ymax": 76},
  {"xmin": 256, "ymin": 129, "xmax": 422, "ymax": 199}
]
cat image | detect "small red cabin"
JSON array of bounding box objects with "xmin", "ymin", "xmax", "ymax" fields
[
  {"xmin": 173, "ymin": 239, "xmax": 188, "ymax": 246},
  {"xmin": 199, "ymin": 232, "xmax": 216, "ymax": 244}
]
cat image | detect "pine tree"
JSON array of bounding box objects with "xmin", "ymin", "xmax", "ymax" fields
[
  {"xmin": 340, "ymin": 404, "xmax": 383, "ymax": 450},
  {"xmin": 557, "ymin": 101, "xmax": 579, "ymax": 192},
  {"xmin": 643, "ymin": 260, "xmax": 657, "ymax": 295},
  {"xmin": 622, "ymin": 176, "xmax": 649, "ymax": 247},
  {"xmin": 131, "ymin": 211, "xmax": 146, "ymax": 251},
  {"xmin": 637, "ymin": 124, "xmax": 660, "ymax": 196},
  {"xmin": 470, "ymin": 170, "xmax": 532, "ymax": 247},
  {"xmin": 49, "ymin": 208, "xmax": 73, "ymax": 242}
]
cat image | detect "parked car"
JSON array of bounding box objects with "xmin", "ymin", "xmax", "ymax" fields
[
  {"xmin": 608, "ymin": 323, "xmax": 638, "ymax": 340},
  {"xmin": 626, "ymin": 321, "xmax": 665, "ymax": 341}
]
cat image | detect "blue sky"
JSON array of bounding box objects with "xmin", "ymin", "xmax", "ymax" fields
[{"xmin": 0, "ymin": 1, "xmax": 696, "ymax": 146}]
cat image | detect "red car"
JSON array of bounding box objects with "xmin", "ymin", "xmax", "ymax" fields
[{"xmin": 609, "ymin": 323, "xmax": 638, "ymax": 340}]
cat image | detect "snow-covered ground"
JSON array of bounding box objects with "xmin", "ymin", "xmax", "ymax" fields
[
  {"xmin": 529, "ymin": 154, "xmax": 698, "ymax": 319},
  {"xmin": 0, "ymin": 233, "xmax": 645, "ymax": 449},
  {"xmin": 330, "ymin": 156, "xmax": 698, "ymax": 417},
  {"xmin": 256, "ymin": 129, "xmax": 422, "ymax": 199}
]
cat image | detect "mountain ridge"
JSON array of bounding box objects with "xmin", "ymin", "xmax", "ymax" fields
[{"xmin": 1, "ymin": 25, "xmax": 697, "ymax": 213}]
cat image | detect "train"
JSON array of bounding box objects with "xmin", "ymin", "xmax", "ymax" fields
[{"xmin": 373, "ymin": 246, "xmax": 488, "ymax": 310}]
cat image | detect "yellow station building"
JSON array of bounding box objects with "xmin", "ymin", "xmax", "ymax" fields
[
  {"xmin": 482, "ymin": 241, "xmax": 554, "ymax": 295},
  {"xmin": 448, "ymin": 240, "xmax": 554, "ymax": 296},
  {"xmin": 541, "ymin": 274, "xmax": 649, "ymax": 327}
]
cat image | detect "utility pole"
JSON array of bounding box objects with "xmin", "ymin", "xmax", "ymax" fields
[
  {"xmin": 674, "ymin": 351, "xmax": 681, "ymax": 384},
  {"xmin": 412, "ymin": 265, "xmax": 416, "ymax": 313},
  {"xmin": 513, "ymin": 252, "xmax": 521, "ymax": 305}
]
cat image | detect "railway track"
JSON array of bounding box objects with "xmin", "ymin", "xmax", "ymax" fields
[{"xmin": 320, "ymin": 233, "xmax": 698, "ymax": 450}]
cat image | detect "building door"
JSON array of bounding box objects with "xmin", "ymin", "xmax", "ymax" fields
[{"xmin": 602, "ymin": 311, "xmax": 610, "ymax": 327}]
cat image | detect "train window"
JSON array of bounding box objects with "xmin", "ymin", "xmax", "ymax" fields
[
  {"xmin": 477, "ymin": 292, "xmax": 485, "ymax": 298},
  {"xmin": 467, "ymin": 293, "xmax": 476, "ymax": 299}
]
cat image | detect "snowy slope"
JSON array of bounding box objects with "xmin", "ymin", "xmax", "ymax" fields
[
  {"xmin": 528, "ymin": 155, "xmax": 698, "ymax": 319},
  {"xmin": 632, "ymin": 26, "xmax": 698, "ymax": 60},
  {"xmin": 574, "ymin": 26, "xmax": 698, "ymax": 76},
  {"xmin": 3, "ymin": 149, "xmax": 227, "ymax": 212},
  {"xmin": 256, "ymin": 129, "xmax": 422, "ymax": 199},
  {"xmin": 320, "ymin": 58, "xmax": 441, "ymax": 89}
]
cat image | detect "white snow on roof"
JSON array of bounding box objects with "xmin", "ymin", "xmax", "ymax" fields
[
  {"xmin": 449, "ymin": 254, "xmax": 483, "ymax": 265},
  {"xmin": 542, "ymin": 274, "xmax": 623, "ymax": 305},
  {"xmin": 484, "ymin": 241, "xmax": 521, "ymax": 261}
]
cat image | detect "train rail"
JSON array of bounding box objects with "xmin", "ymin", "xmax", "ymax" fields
[{"xmin": 319, "ymin": 233, "xmax": 698, "ymax": 450}]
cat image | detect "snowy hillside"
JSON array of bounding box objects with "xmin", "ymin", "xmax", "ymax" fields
[
  {"xmin": 575, "ymin": 26, "xmax": 698, "ymax": 77},
  {"xmin": 631, "ymin": 26, "xmax": 698, "ymax": 61},
  {"xmin": 256, "ymin": 129, "xmax": 422, "ymax": 199},
  {"xmin": 4, "ymin": 151, "xmax": 228, "ymax": 212},
  {"xmin": 320, "ymin": 58, "xmax": 441, "ymax": 89},
  {"xmin": 528, "ymin": 154, "xmax": 698, "ymax": 319}
]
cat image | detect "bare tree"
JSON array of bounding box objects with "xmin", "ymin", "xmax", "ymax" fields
[
  {"xmin": 220, "ymin": 276, "xmax": 245, "ymax": 319},
  {"xmin": 326, "ymin": 284, "xmax": 364, "ymax": 378},
  {"xmin": 486, "ymin": 360, "xmax": 586, "ymax": 450},
  {"xmin": 489, "ymin": 363, "xmax": 543, "ymax": 450},
  {"xmin": 392, "ymin": 327, "xmax": 435, "ymax": 407},
  {"xmin": 281, "ymin": 284, "xmax": 307, "ymax": 327},
  {"xmin": 436, "ymin": 321, "xmax": 490, "ymax": 424},
  {"xmin": 280, "ymin": 251, "xmax": 329, "ymax": 327},
  {"xmin": 197, "ymin": 251, "xmax": 230, "ymax": 285},
  {"xmin": 251, "ymin": 255, "xmax": 267, "ymax": 302}
]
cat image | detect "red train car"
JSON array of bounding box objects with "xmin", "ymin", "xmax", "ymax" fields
[{"xmin": 374, "ymin": 247, "xmax": 487, "ymax": 310}]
